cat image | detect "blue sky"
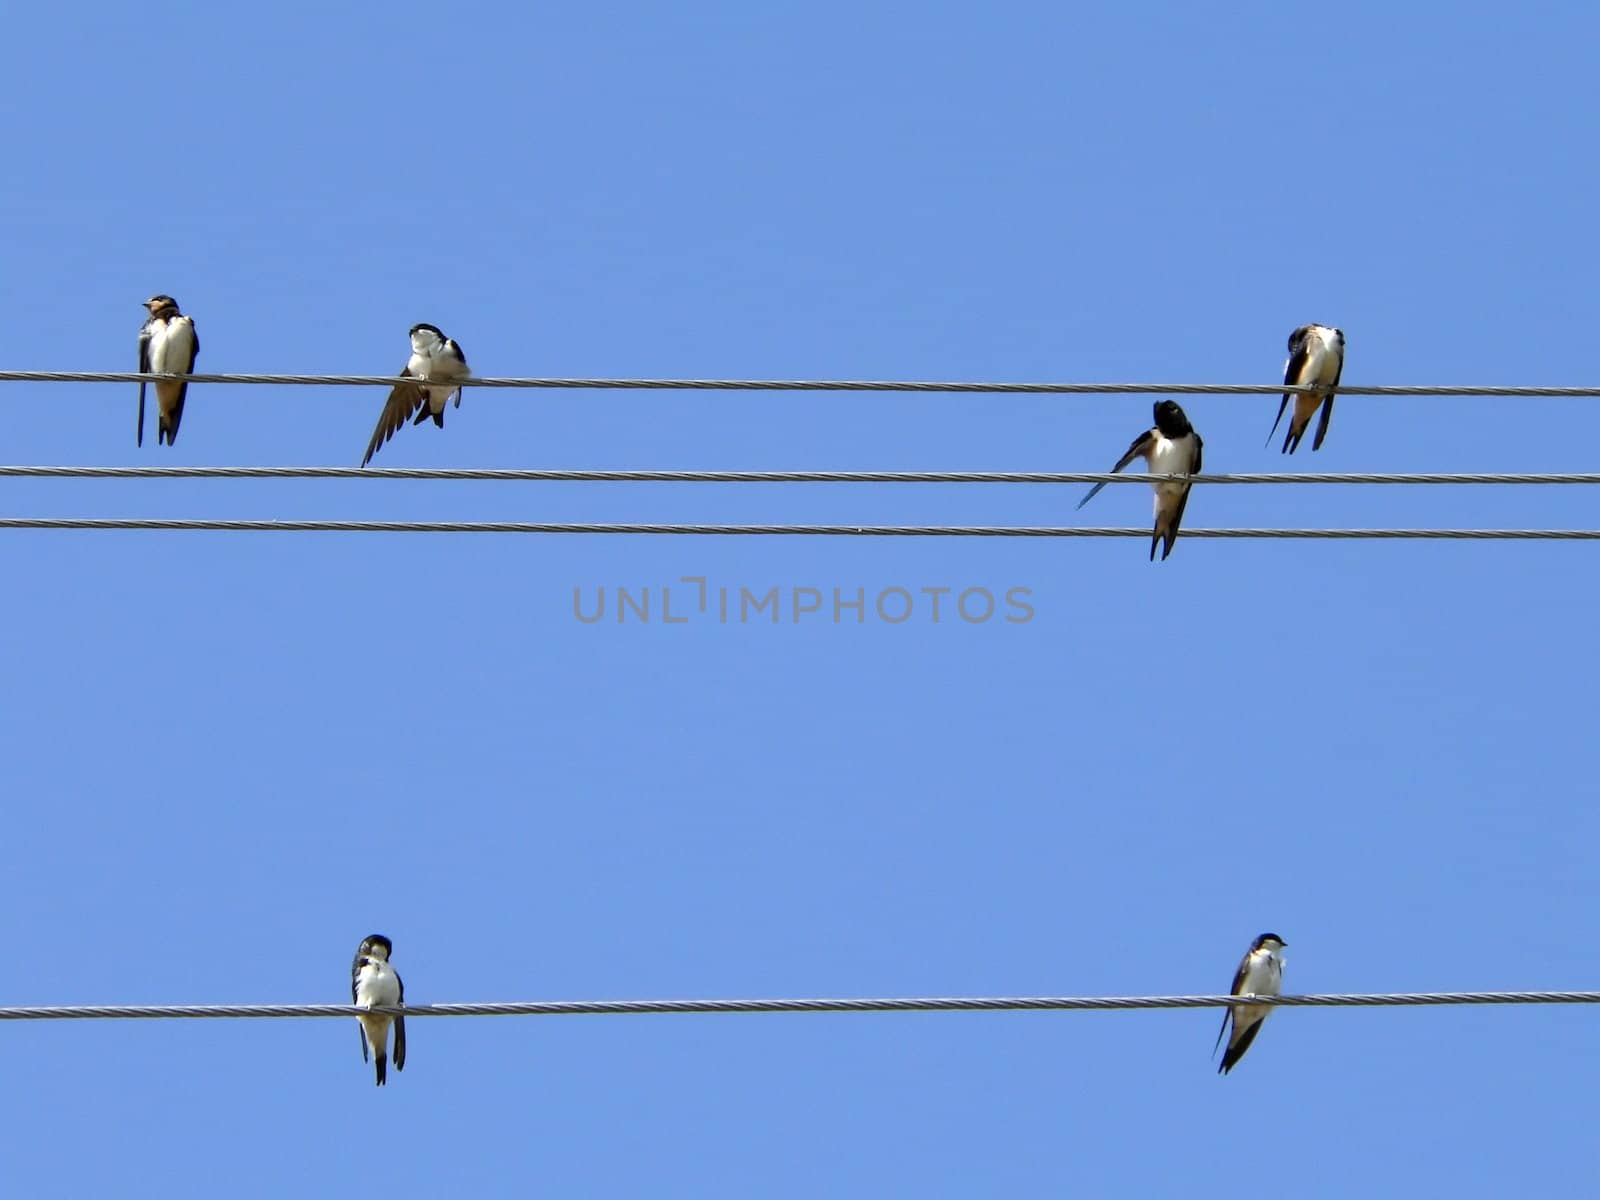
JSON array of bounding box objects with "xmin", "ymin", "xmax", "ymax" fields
[{"xmin": 3, "ymin": 2, "xmax": 1597, "ymax": 1195}]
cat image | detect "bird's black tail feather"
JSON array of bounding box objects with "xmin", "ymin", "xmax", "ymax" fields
[
  {"xmin": 1311, "ymin": 395, "xmax": 1335, "ymax": 451},
  {"xmin": 160, "ymin": 397, "xmax": 185, "ymax": 446},
  {"xmin": 1218, "ymin": 1019, "xmax": 1263, "ymax": 1075},
  {"xmin": 375, "ymin": 1054, "xmax": 387, "ymax": 1086},
  {"xmin": 1151, "ymin": 522, "xmax": 1179, "ymax": 561},
  {"xmin": 1265, "ymin": 397, "xmax": 1289, "ymax": 448}
]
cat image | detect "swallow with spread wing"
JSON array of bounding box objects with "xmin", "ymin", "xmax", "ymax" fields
[
  {"xmin": 361, "ymin": 323, "xmax": 470, "ymax": 466},
  {"xmin": 1077, "ymin": 400, "xmax": 1204, "ymax": 561}
]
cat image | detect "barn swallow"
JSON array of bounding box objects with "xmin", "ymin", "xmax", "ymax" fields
[
  {"xmin": 351, "ymin": 933, "xmax": 407, "ymax": 1086},
  {"xmin": 137, "ymin": 295, "xmax": 199, "ymax": 447},
  {"xmin": 361, "ymin": 324, "xmax": 470, "ymax": 466},
  {"xmin": 1214, "ymin": 933, "xmax": 1287, "ymax": 1075},
  {"xmin": 1076, "ymin": 400, "xmax": 1204, "ymax": 560},
  {"xmin": 1267, "ymin": 324, "xmax": 1344, "ymax": 453}
]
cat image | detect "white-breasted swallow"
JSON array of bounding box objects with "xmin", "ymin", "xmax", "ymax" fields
[
  {"xmin": 1077, "ymin": 399, "xmax": 1204, "ymax": 561},
  {"xmin": 361, "ymin": 324, "xmax": 470, "ymax": 466},
  {"xmin": 1267, "ymin": 324, "xmax": 1344, "ymax": 453},
  {"xmin": 137, "ymin": 295, "xmax": 199, "ymax": 447},
  {"xmin": 351, "ymin": 933, "xmax": 407, "ymax": 1087},
  {"xmin": 1214, "ymin": 932, "xmax": 1287, "ymax": 1075}
]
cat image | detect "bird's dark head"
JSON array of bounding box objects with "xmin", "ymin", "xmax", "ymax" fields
[
  {"xmin": 144, "ymin": 295, "xmax": 179, "ymax": 317},
  {"xmin": 410, "ymin": 323, "xmax": 446, "ymax": 340},
  {"xmin": 1253, "ymin": 933, "xmax": 1286, "ymax": 951},
  {"xmin": 357, "ymin": 934, "xmax": 394, "ymax": 961},
  {"xmin": 1152, "ymin": 400, "xmax": 1193, "ymax": 438},
  {"xmin": 1293, "ymin": 324, "xmax": 1343, "ymax": 351}
]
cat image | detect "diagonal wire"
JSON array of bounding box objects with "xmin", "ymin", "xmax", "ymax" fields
[{"xmin": 0, "ymin": 990, "xmax": 1597, "ymax": 1021}]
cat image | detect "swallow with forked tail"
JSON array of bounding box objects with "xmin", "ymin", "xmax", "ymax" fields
[
  {"xmin": 361, "ymin": 323, "xmax": 470, "ymax": 466},
  {"xmin": 351, "ymin": 933, "xmax": 407, "ymax": 1086},
  {"xmin": 1215, "ymin": 932, "xmax": 1287, "ymax": 1075},
  {"xmin": 1268, "ymin": 324, "xmax": 1344, "ymax": 453},
  {"xmin": 137, "ymin": 295, "xmax": 199, "ymax": 447},
  {"xmin": 1077, "ymin": 400, "xmax": 1204, "ymax": 560}
]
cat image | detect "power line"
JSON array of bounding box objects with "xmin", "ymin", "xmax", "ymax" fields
[
  {"xmin": 1, "ymin": 990, "xmax": 1596, "ymax": 1022},
  {"xmin": 4, "ymin": 465, "xmax": 1600, "ymax": 486},
  {"xmin": 0, "ymin": 519, "xmax": 1595, "ymax": 538},
  {"xmin": 3, "ymin": 371, "xmax": 1600, "ymax": 396}
]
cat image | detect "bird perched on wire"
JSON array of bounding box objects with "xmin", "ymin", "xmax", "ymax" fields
[
  {"xmin": 361, "ymin": 323, "xmax": 470, "ymax": 466},
  {"xmin": 1214, "ymin": 932, "xmax": 1287, "ymax": 1075},
  {"xmin": 351, "ymin": 933, "xmax": 407, "ymax": 1086},
  {"xmin": 137, "ymin": 295, "xmax": 199, "ymax": 447},
  {"xmin": 1267, "ymin": 324, "xmax": 1344, "ymax": 453},
  {"xmin": 1076, "ymin": 399, "xmax": 1204, "ymax": 561}
]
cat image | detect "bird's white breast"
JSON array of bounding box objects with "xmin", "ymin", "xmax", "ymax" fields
[
  {"xmin": 147, "ymin": 318, "xmax": 195, "ymax": 373},
  {"xmin": 404, "ymin": 350, "xmax": 442, "ymax": 411},
  {"xmin": 355, "ymin": 961, "xmax": 401, "ymax": 1007},
  {"xmin": 410, "ymin": 344, "xmax": 467, "ymax": 414},
  {"xmin": 1148, "ymin": 435, "xmax": 1194, "ymax": 497},
  {"xmin": 1239, "ymin": 950, "xmax": 1283, "ymax": 996}
]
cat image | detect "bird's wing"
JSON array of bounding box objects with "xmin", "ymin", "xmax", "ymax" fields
[
  {"xmin": 136, "ymin": 323, "xmax": 151, "ymax": 447},
  {"xmin": 361, "ymin": 366, "xmax": 425, "ymax": 467},
  {"xmin": 352, "ymin": 953, "xmax": 369, "ymax": 1061},
  {"xmin": 1228, "ymin": 949, "xmax": 1253, "ymax": 995},
  {"xmin": 170, "ymin": 320, "xmax": 198, "ymax": 412},
  {"xmin": 1311, "ymin": 357, "xmax": 1343, "ymax": 451},
  {"xmin": 1267, "ymin": 333, "xmax": 1312, "ymax": 446},
  {"xmin": 392, "ymin": 971, "xmax": 406, "ymax": 1071},
  {"xmin": 1213, "ymin": 946, "xmax": 1252, "ymax": 1054},
  {"xmin": 447, "ymin": 340, "xmax": 468, "ymax": 407},
  {"xmin": 1163, "ymin": 482, "xmax": 1194, "ymax": 558},
  {"xmin": 1077, "ymin": 428, "xmax": 1154, "ymax": 509},
  {"xmin": 1213, "ymin": 1005, "xmax": 1232, "ymax": 1056},
  {"xmin": 1220, "ymin": 1016, "xmax": 1264, "ymax": 1070},
  {"xmin": 1161, "ymin": 436, "xmax": 1202, "ymax": 554}
]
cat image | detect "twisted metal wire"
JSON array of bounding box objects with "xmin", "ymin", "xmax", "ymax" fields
[
  {"xmin": 3, "ymin": 370, "xmax": 1599, "ymax": 396},
  {"xmin": 0, "ymin": 519, "xmax": 1595, "ymax": 538},
  {"xmin": 0, "ymin": 990, "xmax": 1595, "ymax": 1021},
  {"xmin": 3, "ymin": 465, "xmax": 1600, "ymax": 485}
]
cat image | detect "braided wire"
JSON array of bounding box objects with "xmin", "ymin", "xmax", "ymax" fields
[
  {"xmin": 0, "ymin": 990, "xmax": 1595, "ymax": 1021},
  {"xmin": 0, "ymin": 519, "xmax": 1595, "ymax": 538},
  {"xmin": 4, "ymin": 370, "xmax": 1599, "ymax": 396}
]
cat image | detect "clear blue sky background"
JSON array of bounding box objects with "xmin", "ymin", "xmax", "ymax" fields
[{"xmin": 3, "ymin": 3, "xmax": 1596, "ymax": 1196}]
